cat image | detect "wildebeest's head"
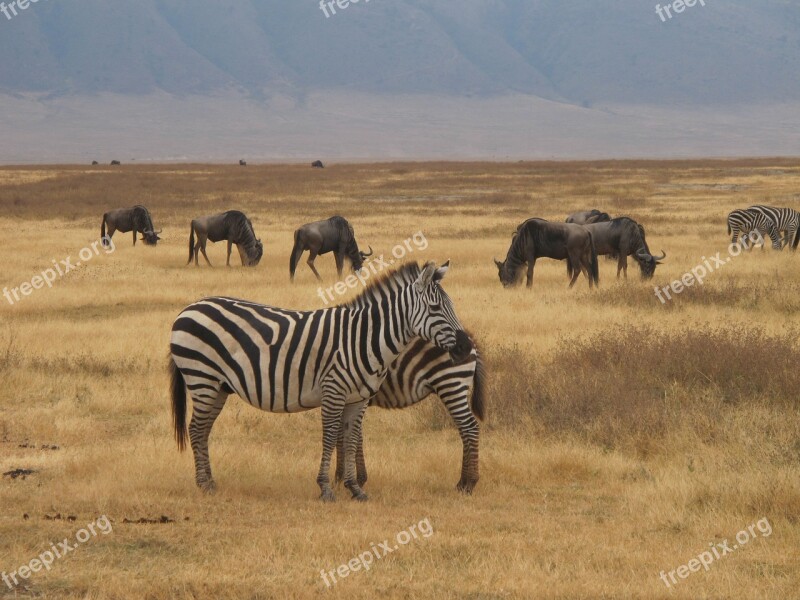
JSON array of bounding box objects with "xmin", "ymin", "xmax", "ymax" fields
[
  {"xmin": 634, "ymin": 248, "xmax": 665, "ymax": 279},
  {"xmin": 142, "ymin": 229, "xmax": 162, "ymax": 246},
  {"xmin": 248, "ymin": 239, "xmax": 264, "ymax": 266},
  {"xmin": 493, "ymin": 257, "xmax": 523, "ymax": 288}
]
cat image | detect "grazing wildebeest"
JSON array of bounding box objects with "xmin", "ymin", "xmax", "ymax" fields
[
  {"xmin": 289, "ymin": 216, "xmax": 372, "ymax": 281},
  {"xmin": 110, "ymin": 160, "xmax": 121, "ymax": 165},
  {"xmin": 239, "ymin": 160, "xmax": 247, "ymax": 166},
  {"xmin": 91, "ymin": 161, "xmax": 99, "ymax": 165},
  {"xmin": 566, "ymin": 209, "xmax": 612, "ymax": 225},
  {"xmin": 494, "ymin": 218, "xmax": 599, "ymax": 289},
  {"xmin": 187, "ymin": 210, "xmax": 263, "ymax": 267},
  {"xmin": 312, "ymin": 160, "xmax": 325, "ymax": 168},
  {"xmin": 577, "ymin": 217, "xmax": 666, "ymax": 279},
  {"xmin": 101, "ymin": 205, "xmax": 161, "ymax": 246}
]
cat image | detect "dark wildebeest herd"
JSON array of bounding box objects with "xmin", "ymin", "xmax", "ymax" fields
[{"xmin": 93, "ymin": 195, "xmax": 798, "ymax": 503}]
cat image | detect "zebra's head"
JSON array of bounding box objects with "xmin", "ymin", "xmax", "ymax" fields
[{"xmin": 410, "ymin": 261, "xmax": 469, "ymax": 362}]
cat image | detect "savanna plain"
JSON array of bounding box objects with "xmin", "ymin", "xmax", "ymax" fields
[{"xmin": 1, "ymin": 160, "xmax": 799, "ymax": 599}]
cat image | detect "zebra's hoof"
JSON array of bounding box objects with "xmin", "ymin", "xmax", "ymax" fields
[
  {"xmin": 352, "ymin": 492, "xmax": 369, "ymax": 502},
  {"xmin": 456, "ymin": 481, "xmax": 475, "ymax": 495},
  {"xmin": 320, "ymin": 490, "xmax": 336, "ymax": 503},
  {"xmin": 199, "ymin": 480, "xmax": 217, "ymax": 495}
]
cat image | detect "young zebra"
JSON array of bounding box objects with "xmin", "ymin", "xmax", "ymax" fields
[
  {"xmin": 169, "ymin": 261, "xmax": 469, "ymax": 502},
  {"xmin": 747, "ymin": 205, "xmax": 800, "ymax": 250},
  {"xmin": 726, "ymin": 209, "xmax": 782, "ymax": 250},
  {"xmin": 335, "ymin": 333, "xmax": 485, "ymax": 494}
]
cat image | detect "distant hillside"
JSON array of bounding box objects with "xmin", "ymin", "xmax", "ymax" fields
[{"xmin": 0, "ymin": 0, "xmax": 798, "ymax": 105}]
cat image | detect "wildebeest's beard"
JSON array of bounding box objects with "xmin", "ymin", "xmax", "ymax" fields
[
  {"xmin": 143, "ymin": 231, "xmax": 160, "ymax": 245},
  {"xmin": 633, "ymin": 248, "xmax": 665, "ymax": 279},
  {"xmin": 494, "ymin": 259, "xmax": 523, "ymax": 287}
]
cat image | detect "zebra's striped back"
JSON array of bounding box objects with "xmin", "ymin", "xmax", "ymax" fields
[
  {"xmin": 371, "ymin": 336, "xmax": 485, "ymax": 422},
  {"xmin": 748, "ymin": 205, "xmax": 800, "ymax": 249},
  {"xmin": 726, "ymin": 209, "xmax": 781, "ymax": 249}
]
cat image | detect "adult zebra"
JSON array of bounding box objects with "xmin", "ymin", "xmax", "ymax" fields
[
  {"xmin": 726, "ymin": 209, "xmax": 782, "ymax": 250},
  {"xmin": 169, "ymin": 261, "xmax": 469, "ymax": 502},
  {"xmin": 334, "ymin": 333, "xmax": 486, "ymax": 494},
  {"xmin": 748, "ymin": 205, "xmax": 800, "ymax": 250}
]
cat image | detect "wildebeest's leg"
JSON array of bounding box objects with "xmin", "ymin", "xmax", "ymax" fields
[
  {"xmin": 567, "ymin": 252, "xmax": 581, "ymax": 288},
  {"xmin": 306, "ymin": 250, "xmax": 322, "ymax": 281},
  {"xmin": 334, "ymin": 251, "xmax": 345, "ymax": 277},
  {"xmin": 198, "ymin": 235, "xmax": 212, "ymax": 266},
  {"xmin": 189, "ymin": 387, "xmax": 229, "ymax": 493},
  {"xmin": 525, "ymin": 261, "xmax": 535, "ymax": 288},
  {"xmin": 616, "ymin": 255, "xmax": 626, "ymax": 279},
  {"xmin": 226, "ymin": 240, "xmax": 233, "ymax": 267},
  {"xmin": 133, "ymin": 230, "xmax": 137, "ymax": 246},
  {"xmin": 341, "ymin": 400, "xmax": 369, "ymax": 501},
  {"xmin": 104, "ymin": 223, "xmax": 116, "ymax": 246},
  {"xmin": 317, "ymin": 384, "xmax": 347, "ymax": 502}
]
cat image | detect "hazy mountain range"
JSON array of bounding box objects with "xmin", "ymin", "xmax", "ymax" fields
[{"xmin": 1, "ymin": 0, "xmax": 798, "ymax": 162}]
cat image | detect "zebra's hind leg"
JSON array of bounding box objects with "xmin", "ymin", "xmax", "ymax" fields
[
  {"xmin": 188, "ymin": 386, "xmax": 229, "ymax": 494},
  {"xmin": 441, "ymin": 388, "xmax": 480, "ymax": 494},
  {"xmin": 334, "ymin": 420, "xmax": 368, "ymax": 488},
  {"xmin": 341, "ymin": 400, "xmax": 369, "ymax": 501}
]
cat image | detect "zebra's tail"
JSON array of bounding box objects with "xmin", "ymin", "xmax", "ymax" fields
[
  {"xmin": 170, "ymin": 357, "xmax": 188, "ymax": 451},
  {"xmin": 187, "ymin": 223, "xmax": 195, "ymax": 265},
  {"xmin": 471, "ymin": 351, "xmax": 486, "ymax": 422}
]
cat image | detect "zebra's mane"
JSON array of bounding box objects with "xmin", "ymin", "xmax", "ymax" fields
[{"xmin": 343, "ymin": 261, "xmax": 422, "ymax": 309}]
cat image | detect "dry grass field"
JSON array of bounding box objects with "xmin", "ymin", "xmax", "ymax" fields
[{"xmin": 1, "ymin": 160, "xmax": 799, "ymax": 599}]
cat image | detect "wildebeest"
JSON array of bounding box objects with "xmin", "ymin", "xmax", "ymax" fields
[
  {"xmin": 289, "ymin": 216, "xmax": 372, "ymax": 281},
  {"xmin": 91, "ymin": 161, "xmax": 99, "ymax": 165},
  {"xmin": 110, "ymin": 160, "xmax": 121, "ymax": 165},
  {"xmin": 239, "ymin": 160, "xmax": 247, "ymax": 166},
  {"xmin": 578, "ymin": 217, "xmax": 665, "ymax": 279},
  {"xmin": 312, "ymin": 160, "xmax": 325, "ymax": 168},
  {"xmin": 101, "ymin": 205, "xmax": 161, "ymax": 246},
  {"xmin": 566, "ymin": 209, "xmax": 612, "ymax": 225},
  {"xmin": 494, "ymin": 218, "xmax": 599, "ymax": 289},
  {"xmin": 187, "ymin": 210, "xmax": 263, "ymax": 267}
]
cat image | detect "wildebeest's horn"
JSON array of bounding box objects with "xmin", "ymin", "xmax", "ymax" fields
[
  {"xmin": 155, "ymin": 229, "xmax": 163, "ymax": 234},
  {"xmin": 636, "ymin": 248, "xmax": 649, "ymax": 258},
  {"xmin": 494, "ymin": 258, "xmax": 502, "ymax": 268},
  {"xmin": 361, "ymin": 245, "xmax": 373, "ymax": 258},
  {"xmin": 654, "ymin": 249, "xmax": 666, "ymax": 261}
]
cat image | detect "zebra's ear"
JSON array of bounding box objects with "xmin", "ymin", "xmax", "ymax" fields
[
  {"xmin": 433, "ymin": 260, "xmax": 450, "ymax": 282},
  {"xmin": 415, "ymin": 262, "xmax": 437, "ymax": 291}
]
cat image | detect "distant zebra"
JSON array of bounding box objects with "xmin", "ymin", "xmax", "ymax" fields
[
  {"xmin": 748, "ymin": 205, "xmax": 800, "ymax": 250},
  {"xmin": 726, "ymin": 209, "xmax": 781, "ymax": 250},
  {"xmin": 169, "ymin": 261, "xmax": 470, "ymax": 502},
  {"xmin": 335, "ymin": 333, "xmax": 485, "ymax": 494}
]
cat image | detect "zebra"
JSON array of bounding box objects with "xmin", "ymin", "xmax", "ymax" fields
[
  {"xmin": 334, "ymin": 333, "xmax": 486, "ymax": 494},
  {"xmin": 747, "ymin": 205, "xmax": 800, "ymax": 250},
  {"xmin": 726, "ymin": 209, "xmax": 782, "ymax": 250},
  {"xmin": 169, "ymin": 261, "xmax": 470, "ymax": 502}
]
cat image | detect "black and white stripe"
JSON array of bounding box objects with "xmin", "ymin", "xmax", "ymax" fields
[
  {"xmin": 169, "ymin": 261, "xmax": 466, "ymax": 502},
  {"xmin": 726, "ymin": 209, "xmax": 782, "ymax": 250},
  {"xmin": 335, "ymin": 334, "xmax": 486, "ymax": 494},
  {"xmin": 748, "ymin": 205, "xmax": 800, "ymax": 250}
]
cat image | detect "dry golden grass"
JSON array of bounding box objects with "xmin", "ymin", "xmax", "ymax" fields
[{"xmin": 1, "ymin": 160, "xmax": 800, "ymax": 599}]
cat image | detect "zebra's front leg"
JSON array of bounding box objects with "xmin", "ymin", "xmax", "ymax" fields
[
  {"xmin": 334, "ymin": 419, "xmax": 367, "ymax": 488},
  {"xmin": 341, "ymin": 400, "xmax": 369, "ymax": 501},
  {"xmin": 317, "ymin": 389, "xmax": 347, "ymax": 502},
  {"xmin": 446, "ymin": 406, "xmax": 480, "ymax": 494},
  {"xmin": 188, "ymin": 389, "xmax": 229, "ymax": 494}
]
